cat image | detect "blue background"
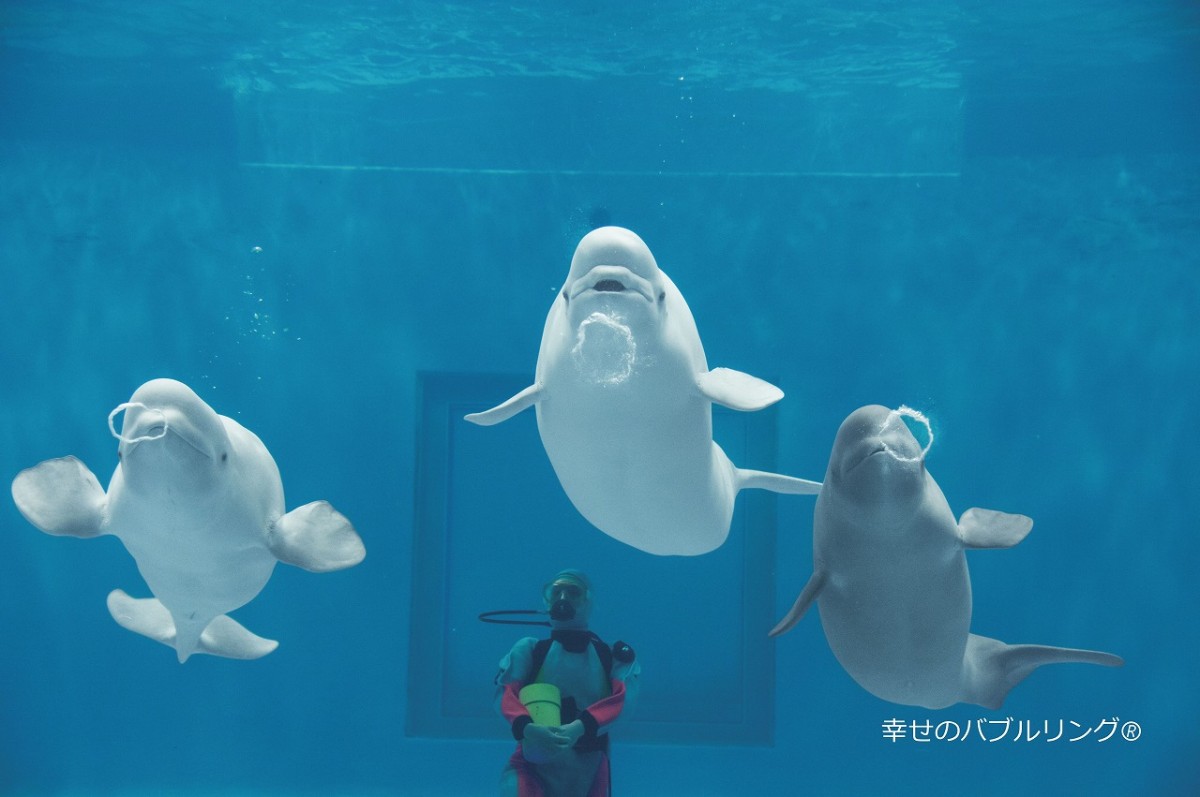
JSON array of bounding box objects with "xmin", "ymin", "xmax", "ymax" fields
[{"xmin": 1, "ymin": 1, "xmax": 1197, "ymax": 794}]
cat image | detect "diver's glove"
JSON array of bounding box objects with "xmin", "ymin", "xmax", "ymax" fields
[
  {"xmin": 559, "ymin": 719, "xmax": 585, "ymax": 748},
  {"xmin": 521, "ymin": 723, "xmax": 568, "ymax": 764}
]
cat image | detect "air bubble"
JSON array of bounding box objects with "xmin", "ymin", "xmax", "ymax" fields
[{"xmin": 571, "ymin": 312, "xmax": 636, "ymax": 386}]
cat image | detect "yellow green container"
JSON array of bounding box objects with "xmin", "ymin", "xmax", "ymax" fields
[{"xmin": 518, "ymin": 682, "xmax": 562, "ymax": 726}]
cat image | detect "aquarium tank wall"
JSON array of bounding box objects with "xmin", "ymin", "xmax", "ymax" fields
[{"xmin": 0, "ymin": 1, "xmax": 1197, "ymax": 795}]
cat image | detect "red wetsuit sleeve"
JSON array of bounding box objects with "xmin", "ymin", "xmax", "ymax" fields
[
  {"xmin": 577, "ymin": 677, "xmax": 626, "ymax": 743},
  {"xmin": 500, "ymin": 680, "xmax": 533, "ymax": 740}
]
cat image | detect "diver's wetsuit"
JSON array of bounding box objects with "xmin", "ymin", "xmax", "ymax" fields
[{"xmin": 495, "ymin": 630, "xmax": 638, "ymax": 797}]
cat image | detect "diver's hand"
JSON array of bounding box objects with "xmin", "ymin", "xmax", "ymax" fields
[
  {"xmin": 559, "ymin": 719, "xmax": 585, "ymax": 748},
  {"xmin": 521, "ymin": 723, "xmax": 568, "ymax": 764}
]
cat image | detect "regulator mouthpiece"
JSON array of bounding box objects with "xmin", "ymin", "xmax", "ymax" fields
[{"xmin": 549, "ymin": 599, "xmax": 577, "ymax": 622}]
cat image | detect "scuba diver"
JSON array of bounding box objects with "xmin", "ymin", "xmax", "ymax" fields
[{"xmin": 485, "ymin": 569, "xmax": 640, "ymax": 797}]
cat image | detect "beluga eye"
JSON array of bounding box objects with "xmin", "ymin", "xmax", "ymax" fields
[
  {"xmin": 658, "ymin": 291, "xmax": 665, "ymax": 302},
  {"xmin": 221, "ymin": 452, "xmax": 228, "ymax": 463},
  {"xmin": 561, "ymin": 289, "xmax": 568, "ymax": 304}
]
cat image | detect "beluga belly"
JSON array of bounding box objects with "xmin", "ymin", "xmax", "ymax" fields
[
  {"xmin": 11, "ymin": 378, "xmax": 366, "ymax": 662},
  {"xmin": 770, "ymin": 404, "xmax": 1123, "ymax": 709},
  {"xmin": 466, "ymin": 226, "xmax": 821, "ymax": 556}
]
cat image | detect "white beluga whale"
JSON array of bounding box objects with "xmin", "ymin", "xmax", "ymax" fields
[
  {"xmin": 11, "ymin": 378, "xmax": 365, "ymax": 662},
  {"xmin": 770, "ymin": 405, "xmax": 1122, "ymax": 708},
  {"xmin": 466, "ymin": 226, "xmax": 821, "ymax": 556}
]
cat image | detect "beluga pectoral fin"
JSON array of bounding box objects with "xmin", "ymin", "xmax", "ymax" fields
[
  {"xmin": 269, "ymin": 501, "xmax": 365, "ymax": 572},
  {"xmin": 697, "ymin": 368, "xmax": 784, "ymax": 411},
  {"xmin": 11, "ymin": 456, "xmax": 106, "ymax": 538},
  {"xmin": 961, "ymin": 634, "xmax": 1125, "ymax": 710},
  {"xmin": 958, "ymin": 507, "xmax": 1034, "ymax": 549},
  {"xmin": 464, "ymin": 384, "xmax": 542, "ymax": 426},
  {"xmin": 769, "ymin": 568, "xmax": 828, "ymax": 637}
]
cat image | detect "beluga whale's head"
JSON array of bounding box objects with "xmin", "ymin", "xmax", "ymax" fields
[
  {"xmin": 111, "ymin": 378, "xmax": 233, "ymax": 495},
  {"xmin": 560, "ymin": 226, "xmax": 666, "ymax": 328},
  {"xmin": 828, "ymin": 405, "xmax": 933, "ymax": 512},
  {"xmin": 554, "ymin": 226, "xmax": 674, "ymax": 386}
]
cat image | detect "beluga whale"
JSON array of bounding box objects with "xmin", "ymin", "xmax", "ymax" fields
[
  {"xmin": 770, "ymin": 404, "xmax": 1123, "ymax": 709},
  {"xmin": 466, "ymin": 226, "xmax": 821, "ymax": 556},
  {"xmin": 11, "ymin": 378, "xmax": 366, "ymax": 662}
]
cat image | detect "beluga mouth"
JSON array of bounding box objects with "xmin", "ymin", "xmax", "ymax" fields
[
  {"xmin": 568, "ymin": 265, "xmax": 655, "ymax": 302},
  {"xmin": 846, "ymin": 443, "xmax": 888, "ymax": 475}
]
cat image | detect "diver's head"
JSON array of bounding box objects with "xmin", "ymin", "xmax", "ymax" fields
[{"xmin": 543, "ymin": 569, "xmax": 592, "ymax": 630}]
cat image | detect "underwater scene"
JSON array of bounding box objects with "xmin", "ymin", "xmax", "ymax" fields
[{"xmin": 1, "ymin": 1, "xmax": 1197, "ymax": 795}]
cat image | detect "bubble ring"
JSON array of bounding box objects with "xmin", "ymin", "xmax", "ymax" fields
[
  {"xmin": 108, "ymin": 402, "xmax": 169, "ymax": 444},
  {"xmin": 879, "ymin": 404, "xmax": 934, "ymax": 462}
]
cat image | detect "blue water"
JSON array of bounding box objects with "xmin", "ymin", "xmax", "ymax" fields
[{"xmin": 1, "ymin": 1, "xmax": 1197, "ymax": 794}]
